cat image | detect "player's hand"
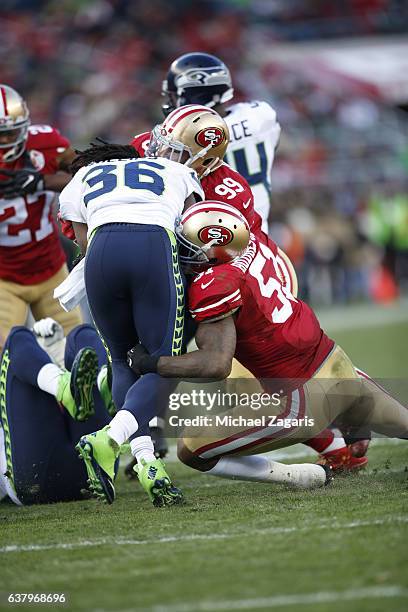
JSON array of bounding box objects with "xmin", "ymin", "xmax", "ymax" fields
[
  {"xmin": 0, "ymin": 167, "xmax": 44, "ymax": 198},
  {"xmin": 127, "ymin": 344, "xmax": 149, "ymax": 375},
  {"xmin": 33, "ymin": 318, "xmax": 63, "ymax": 339}
]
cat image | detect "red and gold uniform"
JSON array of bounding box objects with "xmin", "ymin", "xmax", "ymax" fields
[
  {"xmin": 189, "ymin": 237, "xmax": 333, "ymax": 382},
  {"xmin": 0, "ymin": 125, "xmax": 82, "ymax": 338},
  {"xmin": 182, "ymin": 236, "xmax": 360, "ymax": 459}
]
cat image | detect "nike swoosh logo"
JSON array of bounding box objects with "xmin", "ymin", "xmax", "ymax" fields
[
  {"xmin": 201, "ymin": 279, "xmax": 215, "ymax": 290},
  {"xmin": 243, "ymin": 198, "xmax": 251, "ymax": 209}
]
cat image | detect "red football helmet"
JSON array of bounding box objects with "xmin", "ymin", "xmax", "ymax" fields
[{"xmin": 176, "ymin": 200, "xmax": 250, "ymax": 271}]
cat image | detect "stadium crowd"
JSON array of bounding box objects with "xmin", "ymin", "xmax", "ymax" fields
[{"xmin": 1, "ymin": 0, "xmax": 407, "ymax": 305}]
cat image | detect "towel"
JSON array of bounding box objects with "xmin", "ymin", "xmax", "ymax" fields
[{"xmin": 53, "ymin": 258, "xmax": 86, "ymax": 311}]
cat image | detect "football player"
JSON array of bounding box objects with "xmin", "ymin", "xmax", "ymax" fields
[
  {"xmin": 131, "ymin": 106, "xmax": 365, "ymax": 472},
  {"xmin": 59, "ymin": 140, "xmax": 206, "ymax": 507},
  {"xmin": 0, "ymin": 85, "xmax": 82, "ymax": 348},
  {"xmin": 0, "ymin": 319, "xmax": 114, "ymax": 505},
  {"xmin": 126, "ymin": 104, "xmax": 291, "ymax": 469},
  {"xmin": 160, "ymin": 52, "xmax": 280, "ymax": 233},
  {"xmin": 127, "ymin": 202, "xmax": 408, "ymax": 488}
]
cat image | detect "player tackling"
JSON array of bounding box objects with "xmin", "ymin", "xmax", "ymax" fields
[{"xmin": 128, "ymin": 201, "xmax": 408, "ymax": 486}]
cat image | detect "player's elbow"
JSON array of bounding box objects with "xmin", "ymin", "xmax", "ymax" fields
[{"xmin": 208, "ymin": 353, "xmax": 232, "ymax": 380}]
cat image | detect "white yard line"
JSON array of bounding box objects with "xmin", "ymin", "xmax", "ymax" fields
[
  {"xmin": 1, "ymin": 516, "xmax": 407, "ymax": 554},
  {"xmin": 148, "ymin": 586, "xmax": 408, "ymax": 612}
]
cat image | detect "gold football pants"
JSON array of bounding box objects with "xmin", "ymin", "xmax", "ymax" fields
[
  {"xmin": 0, "ymin": 264, "xmax": 82, "ymax": 347},
  {"xmin": 182, "ymin": 345, "xmax": 408, "ymax": 459}
]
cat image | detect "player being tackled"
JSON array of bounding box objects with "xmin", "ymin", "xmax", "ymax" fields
[{"xmin": 59, "ymin": 137, "xmax": 208, "ymax": 507}]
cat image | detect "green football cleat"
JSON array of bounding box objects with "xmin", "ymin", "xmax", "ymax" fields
[
  {"xmin": 135, "ymin": 458, "xmax": 184, "ymax": 507},
  {"xmin": 97, "ymin": 363, "xmax": 116, "ymax": 416},
  {"xmin": 76, "ymin": 426, "xmax": 119, "ymax": 504},
  {"xmin": 56, "ymin": 347, "xmax": 98, "ymax": 421}
]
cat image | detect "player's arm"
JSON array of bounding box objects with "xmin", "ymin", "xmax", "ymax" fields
[
  {"xmin": 160, "ymin": 317, "xmax": 236, "ymax": 379},
  {"xmin": 128, "ymin": 316, "xmax": 236, "ymax": 380},
  {"xmin": 43, "ymin": 145, "xmax": 77, "ymax": 191},
  {"xmin": 72, "ymin": 221, "xmax": 88, "ymax": 255},
  {"xmin": 59, "ymin": 168, "xmax": 87, "ymax": 246}
]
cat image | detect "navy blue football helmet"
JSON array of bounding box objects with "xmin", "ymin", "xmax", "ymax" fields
[{"xmin": 161, "ymin": 52, "xmax": 234, "ymax": 116}]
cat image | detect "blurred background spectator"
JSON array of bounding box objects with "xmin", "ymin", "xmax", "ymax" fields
[{"xmin": 1, "ymin": 0, "xmax": 407, "ymax": 305}]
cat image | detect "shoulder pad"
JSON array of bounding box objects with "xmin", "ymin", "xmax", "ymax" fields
[
  {"xmin": 188, "ymin": 265, "xmax": 243, "ymax": 323},
  {"xmin": 27, "ymin": 125, "xmax": 70, "ymax": 151},
  {"xmin": 130, "ymin": 132, "xmax": 151, "ymax": 157}
]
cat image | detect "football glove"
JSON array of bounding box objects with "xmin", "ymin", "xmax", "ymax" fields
[
  {"xmin": 0, "ymin": 167, "xmax": 44, "ymax": 199},
  {"xmin": 33, "ymin": 317, "xmax": 63, "ymax": 339},
  {"xmin": 127, "ymin": 344, "xmax": 159, "ymax": 375}
]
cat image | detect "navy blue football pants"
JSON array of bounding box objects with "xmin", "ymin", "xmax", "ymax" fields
[
  {"xmin": 84, "ymin": 224, "xmax": 186, "ymax": 437},
  {"xmin": 0, "ymin": 325, "xmax": 110, "ymax": 505}
]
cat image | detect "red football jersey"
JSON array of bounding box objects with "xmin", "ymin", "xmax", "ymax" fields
[
  {"xmin": 131, "ymin": 131, "xmax": 151, "ymax": 157},
  {"xmin": 0, "ymin": 125, "xmax": 68, "ymax": 284},
  {"xmin": 189, "ymin": 236, "xmax": 334, "ymax": 381}
]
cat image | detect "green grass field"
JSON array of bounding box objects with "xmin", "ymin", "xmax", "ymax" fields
[{"xmin": 1, "ymin": 301, "xmax": 407, "ymax": 612}]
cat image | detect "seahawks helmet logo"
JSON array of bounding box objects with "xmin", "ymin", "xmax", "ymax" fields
[{"xmin": 175, "ymin": 67, "xmax": 230, "ymax": 90}]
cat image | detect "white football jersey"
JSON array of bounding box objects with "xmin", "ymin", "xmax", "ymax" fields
[
  {"xmin": 223, "ymin": 101, "xmax": 281, "ymax": 232},
  {"xmin": 59, "ymin": 157, "xmax": 204, "ymax": 237}
]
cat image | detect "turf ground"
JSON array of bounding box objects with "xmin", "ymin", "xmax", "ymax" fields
[{"xmin": 1, "ymin": 300, "xmax": 407, "ymax": 612}]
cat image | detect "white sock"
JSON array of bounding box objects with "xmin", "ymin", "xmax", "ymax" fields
[
  {"xmin": 148, "ymin": 416, "xmax": 165, "ymax": 429},
  {"xmin": 130, "ymin": 436, "xmax": 156, "ymax": 463},
  {"xmin": 107, "ymin": 410, "xmax": 138, "ymax": 446},
  {"xmin": 37, "ymin": 363, "xmax": 64, "ymax": 397},
  {"xmin": 207, "ymin": 455, "xmax": 327, "ymax": 489}
]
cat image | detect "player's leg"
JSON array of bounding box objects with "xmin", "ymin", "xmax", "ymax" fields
[
  {"xmin": 0, "ymin": 279, "xmax": 29, "ymax": 350},
  {"xmin": 311, "ymin": 345, "xmax": 408, "ymax": 439},
  {"xmin": 30, "ymin": 264, "xmax": 82, "ymax": 335},
  {"xmin": 63, "ymin": 324, "xmax": 112, "ymax": 443},
  {"xmin": 341, "ymin": 369, "xmax": 408, "ymax": 439},
  {"xmin": 64, "ymin": 322, "xmax": 115, "ymax": 415},
  {"xmin": 3, "ymin": 325, "xmax": 97, "ymax": 421},
  {"xmin": 177, "ymin": 347, "xmax": 373, "ymax": 486},
  {"xmin": 0, "ymin": 328, "xmax": 90, "ymax": 504},
  {"xmin": 124, "ymin": 312, "xmax": 195, "ymax": 478},
  {"xmin": 178, "ymin": 387, "xmax": 330, "ymax": 489},
  {"xmin": 79, "ymin": 226, "xmax": 183, "ymax": 505}
]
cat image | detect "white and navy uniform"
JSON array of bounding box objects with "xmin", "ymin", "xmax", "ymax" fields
[
  {"xmin": 0, "ymin": 324, "xmax": 111, "ymax": 505},
  {"xmin": 59, "ymin": 157, "xmax": 204, "ymax": 437},
  {"xmin": 59, "ymin": 157, "xmax": 203, "ymax": 237},
  {"xmin": 223, "ymin": 101, "xmax": 281, "ymax": 233}
]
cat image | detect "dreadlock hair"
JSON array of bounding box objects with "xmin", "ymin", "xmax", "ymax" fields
[{"xmin": 70, "ymin": 138, "xmax": 140, "ymax": 175}]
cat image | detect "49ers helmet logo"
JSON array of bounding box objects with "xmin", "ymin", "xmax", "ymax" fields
[
  {"xmin": 195, "ymin": 127, "xmax": 226, "ymax": 147},
  {"xmin": 198, "ymin": 225, "xmax": 233, "ymax": 245}
]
